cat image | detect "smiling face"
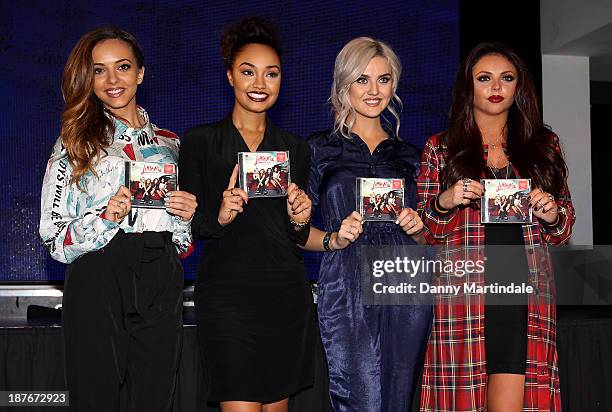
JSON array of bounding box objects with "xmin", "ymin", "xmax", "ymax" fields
[
  {"xmin": 472, "ymin": 53, "xmax": 517, "ymax": 118},
  {"xmin": 349, "ymin": 56, "xmax": 393, "ymax": 121},
  {"xmin": 91, "ymin": 38, "xmax": 144, "ymax": 118},
  {"xmin": 226, "ymin": 43, "xmax": 281, "ymax": 114}
]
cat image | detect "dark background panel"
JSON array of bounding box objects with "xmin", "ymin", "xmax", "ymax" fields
[{"xmin": 459, "ymin": 0, "xmax": 543, "ymax": 98}]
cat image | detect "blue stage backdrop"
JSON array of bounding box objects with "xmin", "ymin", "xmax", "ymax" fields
[{"xmin": 0, "ymin": 0, "xmax": 458, "ymax": 282}]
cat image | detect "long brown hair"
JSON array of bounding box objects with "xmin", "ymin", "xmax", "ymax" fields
[
  {"xmin": 60, "ymin": 27, "xmax": 144, "ymax": 185},
  {"xmin": 440, "ymin": 42, "xmax": 567, "ymax": 197}
]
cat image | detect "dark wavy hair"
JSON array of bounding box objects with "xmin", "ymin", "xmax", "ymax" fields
[
  {"xmin": 60, "ymin": 27, "xmax": 144, "ymax": 186},
  {"xmin": 220, "ymin": 17, "xmax": 281, "ymax": 69},
  {"xmin": 440, "ymin": 42, "xmax": 567, "ymax": 197}
]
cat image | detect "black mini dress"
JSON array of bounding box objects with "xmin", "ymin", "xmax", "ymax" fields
[{"xmin": 484, "ymin": 165, "xmax": 528, "ymax": 375}]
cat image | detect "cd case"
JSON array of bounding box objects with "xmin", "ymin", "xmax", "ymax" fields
[
  {"xmin": 481, "ymin": 178, "xmax": 532, "ymax": 223},
  {"xmin": 356, "ymin": 177, "xmax": 405, "ymax": 221},
  {"xmin": 125, "ymin": 161, "xmax": 177, "ymax": 209},
  {"xmin": 237, "ymin": 151, "xmax": 290, "ymax": 198}
]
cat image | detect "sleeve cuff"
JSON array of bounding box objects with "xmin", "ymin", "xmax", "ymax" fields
[
  {"xmin": 97, "ymin": 212, "xmax": 119, "ymax": 231},
  {"xmin": 427, "ymin": 196, "xmax": 458, "ymax": 220},
  {"xmin": 539, "ymin": 209, "xmax": 565, "ymax": 235},
  {"xmin": 288, "ymin": 222, "xmax": 311, "ymax": 246}
]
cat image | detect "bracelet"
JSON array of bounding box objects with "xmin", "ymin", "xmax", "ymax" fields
[
  {"xmin": 434, "ymin": 196, "xmax": 450, "ymax": 214},
  {"xmin": 290, "ymin": 215, "xmax": 311, "ymax": 229},
  {"xmin": 323, "ymin": 231, "xmax": 333, "ymax": 252},
  {"xmin": 542, "ymin": 214, "xmax": 560, "ymax": 228},
  {"xmin": 411, "ymin": 226, "xmax": 424, "ymax": 236}
]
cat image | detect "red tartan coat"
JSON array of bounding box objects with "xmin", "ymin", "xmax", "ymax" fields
[{"xmin": 416, "ymin": 133, "xmax": 575, "ymax": 412}]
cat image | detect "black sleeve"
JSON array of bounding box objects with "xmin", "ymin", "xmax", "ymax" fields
[
  {"xmin": 287, "ymin": 136, "xmax": 311, "ymax": 246},
  {"xmin": 179, "ymin": 127, "xmax": 231, "ymax": 240}
]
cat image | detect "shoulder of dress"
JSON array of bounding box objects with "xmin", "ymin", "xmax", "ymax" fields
[
  {"xmin": 49, "ymin": 136, "xmax": 67, "ymax": 160},
  {"xmin": 307, "ymin": 129, "xmax": 333, "ymax": 144},
  {"xmin": 272, "ymin": 124, "xmax": 306, "ymax": 147},
  {"xmin": 395, "ymin": 137, "xmax": 421, "ymax": 156},
  {"xmin": 425, "ymin": 132, "xmax": 445, "ymax": 146},
  {"xmin": 183, "ymin": 120, "xmax": 225, "ymax": 140},
  {"xmin": 152, "ymin": 125, "xmax": 178, "ymax": 140}
]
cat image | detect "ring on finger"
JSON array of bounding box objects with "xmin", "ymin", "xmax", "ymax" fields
[{"xmin": 548, "ymin": 195, "xmax": 554, "ymax": 202}]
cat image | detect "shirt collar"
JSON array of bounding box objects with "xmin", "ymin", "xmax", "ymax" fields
[
  {"xmin": 107, "ymin": 105, "xmax": 153, "ymax": 140},
  {"xmin": 341, "ymin": 121, "xmax": 399, "ymax": 145}
]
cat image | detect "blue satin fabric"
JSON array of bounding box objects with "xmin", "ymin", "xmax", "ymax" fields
[{"xmin": 308, "ymin": 130, "xmax": 433, "ymax": 412}]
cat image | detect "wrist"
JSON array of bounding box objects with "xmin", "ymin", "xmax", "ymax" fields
[
  {"xmin": 290, "ymin": 214, "xmax": 311, "ymax": 230},
  {"xmin": 323, "ymin": 232, "xmax": 335, "ymax": 252},
  {"xmin": 329, "ymin": 232, "xmax": 340, "ymax": 251},
  {"xmin": 434, "ymin": 195, "xmax": 451, "ymax": 214},
  {"xmin": 542, "ymin": 213, "xmax": 560, "ymax": 227},
  {"xmin": 101, "ymin": 210, "xmax": 120, "ymax": 223}
]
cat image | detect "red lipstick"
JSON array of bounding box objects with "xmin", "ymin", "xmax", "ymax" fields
[{"xmin": 488, "ymin": 95, "xmax": 504, "ymax": 103}]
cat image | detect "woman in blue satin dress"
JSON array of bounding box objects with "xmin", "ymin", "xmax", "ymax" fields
[{"xmin": 302, "ymin": 37, "xmax": 433, "ymax": 411}]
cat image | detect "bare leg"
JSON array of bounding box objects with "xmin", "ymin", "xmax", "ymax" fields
[
  {"xmin": 262, "ymin": 398, "xmax": 288, "ymax": 412},
  {"xmin": 486, "ymin": 373, "xmax": 525, "ymax": 412},
  {"xmin": 220, "ymin": 401, "xmax": 262, "ymax": 412}
]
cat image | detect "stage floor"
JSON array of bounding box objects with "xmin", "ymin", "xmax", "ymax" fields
[{"xmin": 1, "ymin": 307, "xmax": 611, "ymax": 411}]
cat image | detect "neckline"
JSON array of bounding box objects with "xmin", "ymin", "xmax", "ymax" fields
[
  {"xmin": 349, "ymin": 128, "xmax": 396, "ymax": 155},
  {"xmin": 229, "ymin": 116, "xmax": 268, "ymax": 153},
  {"xmin": 487, "ymin": 162, "xmax": 513, "ymax": 179}
]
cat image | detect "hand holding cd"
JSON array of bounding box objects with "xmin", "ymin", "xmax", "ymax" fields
[
  {"xmin": 396, "ymin": 208, "xmax": 424, "ymax": 237},
  {"xmin": 103, "ymin": 186, "xmax": 132, "ymax": 223},
  {"xmin": 439, "ymin": 178, "xmax": 484, "ymax": 209},
  {"xmin": 333, "ymin": 211, "xmax": 364, "ymax": 250},
  {"xmin": 218, "ymin": 164, "xmax": 249, "ymax": 226},
  {"xmin": 286, "ymin": 183, "xmax": 312, "ymax": 224},
  {"xmin": 529, "ymin": 187, "xmax": 558, "ymax": 224}
]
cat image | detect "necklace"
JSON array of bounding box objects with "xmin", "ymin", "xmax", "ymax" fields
[
  {"xmin": 489, "ymin": 140, "xmax": 502, "ymax": 150},
  {"xmin": 488, "ymin": 163, "xmax": 510, "ymax": 179},
  {"xmin": 483, "ymin": 132, "xmax": 505, "ymax": 150}
]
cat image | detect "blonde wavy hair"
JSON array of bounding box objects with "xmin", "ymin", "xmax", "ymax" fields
[{"xmin": 330, "ymin": 37, "xmax": 402, "ymax": 139}]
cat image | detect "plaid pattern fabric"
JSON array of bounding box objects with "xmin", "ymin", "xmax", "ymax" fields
[{"xmin": 416, "ymin": 133, "xmax": 575, "ymax": 412}]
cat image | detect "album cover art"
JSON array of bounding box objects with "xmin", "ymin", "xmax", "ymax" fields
[
  {"xmin": 481, "ymin": 178, "xmax": 532, "ymax": 223},
  {"xmin": 356, "ymin": 177, "xmax": 405, "ymax": 221},
  {"xmin": 238, "ymin": 151, "xmax": 290, "ymax": 198},
  {"xmin": 125, "ymin": 161, "xmax": 177, "ymax": 209}
]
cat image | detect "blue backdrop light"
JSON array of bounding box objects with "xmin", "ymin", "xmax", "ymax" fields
[{"xmin": 0, "ymin": 0, "xmax": 458, "ymax": 282}]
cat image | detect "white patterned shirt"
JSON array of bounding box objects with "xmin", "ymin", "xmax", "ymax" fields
[{"xmin": 39, "ymin": 106, "xmax": 192, "ymax": 264}]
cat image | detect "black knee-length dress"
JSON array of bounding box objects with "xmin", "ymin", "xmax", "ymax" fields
[{"xmin": 179, "ymin": 116, "xmax": 315, "ymax": 403}]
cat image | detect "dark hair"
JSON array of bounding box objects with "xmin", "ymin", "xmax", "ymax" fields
[
  {"xmin": 61, "ymin": 26, "xmax": 144, "ymax": 186},
  {"xmin": 440, "ymin": 42, "xmax": 567, "ymax": 197},
  {"xmin": 220, "ymin": 17, "xmax": 281, "ymax": 69}
]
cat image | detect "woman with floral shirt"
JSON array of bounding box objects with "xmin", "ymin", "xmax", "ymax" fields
[{"xmin": 39, "ymin": 27, "xmax": 196, "ymax": 411}]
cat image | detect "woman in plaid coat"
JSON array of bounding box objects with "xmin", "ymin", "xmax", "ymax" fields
[{"xmin": 417, "ymin": 43, "xmax": 575, "ymax": 411}]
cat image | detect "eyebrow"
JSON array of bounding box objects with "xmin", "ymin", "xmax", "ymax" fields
[
  {"xmin": 360, "ymin": 72, "xmax": 392, "ymax": 78},
  {"xmin": 475, "ymin": 70, "xmax": 516, "ymax": 75},
  {"xmin": 238, "ymin": 62, "xmax": 281, "ymax": 70},
  {"xmin": 93, "ymin": 58, "xmax": 133, "ymax": 66}
]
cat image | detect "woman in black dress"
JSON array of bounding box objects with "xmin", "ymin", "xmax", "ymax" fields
[{"xmin": 178, "ymin": 17, "xmax": 315, "ymax": 412}]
